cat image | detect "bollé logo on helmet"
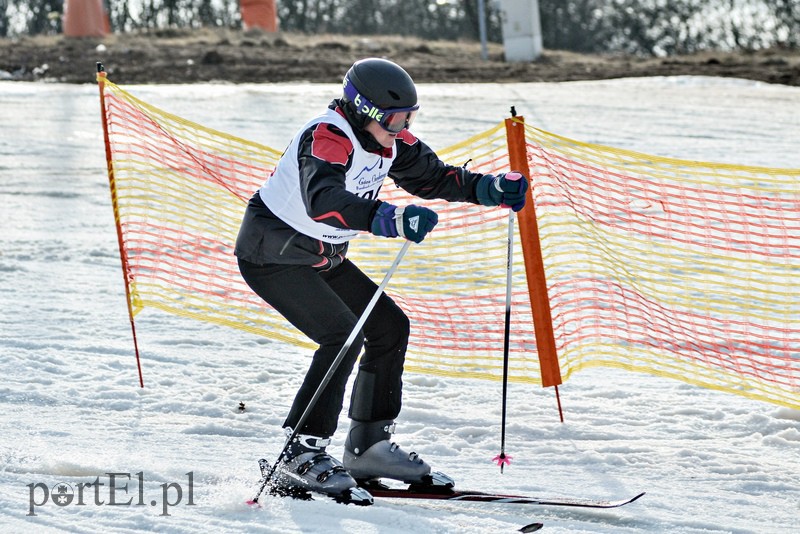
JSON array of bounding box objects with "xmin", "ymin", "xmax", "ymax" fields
[
  {"xmin": 345, "ymin": 80, "xmax": 385, "ymax": 121},
  {"xmin": 353, "ymin": 93, "xmax": 384, "ymax": 121}
]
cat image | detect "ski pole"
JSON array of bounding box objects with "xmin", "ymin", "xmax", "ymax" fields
[
  {"xmin": 251, "ymin": 240, "xmax": 412, "ymax": 504},
  {"xmin": 494, "ymin": 209, "xmax": 515, "ymax": 472}
]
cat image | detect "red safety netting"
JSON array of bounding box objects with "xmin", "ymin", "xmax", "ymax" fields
[{"xmin": 98, "ymin": 75, "xmax": 800, "ymax": 409}]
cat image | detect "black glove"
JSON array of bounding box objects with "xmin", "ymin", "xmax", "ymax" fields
[
  {"xmin": 371, "ymin": 202, "xmax": 439, "ymax": 243},
  {"xmin": 475, "ymin": 171, "xmax": 528, "ymax": 212}
]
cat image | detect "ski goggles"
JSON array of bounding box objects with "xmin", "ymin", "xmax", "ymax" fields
[{"xmin": 343, "ymin": 78, "xmax": 419, "ymax": 133}]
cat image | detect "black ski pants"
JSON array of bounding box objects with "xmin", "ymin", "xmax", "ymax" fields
[{"xmin": 238, "ymin": 257, "xmax": 410, "ymax": 438}]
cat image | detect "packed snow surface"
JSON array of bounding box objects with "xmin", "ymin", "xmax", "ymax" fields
[{"xmin": 1, "ymin": 77, "xmax": 799, "ymax": 533}]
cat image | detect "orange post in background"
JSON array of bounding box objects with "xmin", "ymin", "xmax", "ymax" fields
[
  {"xmin": 240, "ymin": 0, "xmax": 278, "ymax": 32},
  {"xmin": 63, "ymin": 0, "xmax": 110, "ymax": 37},
  {"xmin": 504, "ymin": 115, "xmax": 564, "ymax": 397}
]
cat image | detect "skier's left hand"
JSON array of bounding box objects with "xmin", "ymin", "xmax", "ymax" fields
[{"xmin": 476, "ymin": 171, "xmax": 528, "ymax": 212}]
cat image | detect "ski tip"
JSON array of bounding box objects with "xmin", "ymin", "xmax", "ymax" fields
[
  {"xmin": 519, "ymin": 522, "xmax": 544, "ymax": 533},
  {"xmin": 245, "ymin": 499, "xmax": 261, "ymax": 508},
  {"xmin": 631, "ymin": 491, "xmax": 646, "ymax": 503}
]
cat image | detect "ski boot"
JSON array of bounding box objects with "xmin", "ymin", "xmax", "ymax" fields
[
  {"xmin": 271, "ymin": 432, "xmax": 373, "ymax": 505},
  {"xmin": 342, "ymin": 419, "xmax": 454, "ymax": 490}
]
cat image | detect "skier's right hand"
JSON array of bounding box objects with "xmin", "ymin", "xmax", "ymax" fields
[{"xmin": 370, "ymin": 201, "xmax": 438, "ymax": 243}]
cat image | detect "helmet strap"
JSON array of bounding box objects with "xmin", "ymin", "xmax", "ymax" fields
[{"xmin": 337, "ymin": 99, "xmax": 383, "ymax": 152}]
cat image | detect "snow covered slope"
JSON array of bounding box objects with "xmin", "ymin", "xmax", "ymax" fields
[{"xmin": 1, "ymin": 77, "xmax": 798, "ymax": 533}]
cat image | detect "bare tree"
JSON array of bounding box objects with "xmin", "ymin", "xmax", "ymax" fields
[{"xmin": 3, "ymin": 0, "xmax": 796, "ymax": 55}]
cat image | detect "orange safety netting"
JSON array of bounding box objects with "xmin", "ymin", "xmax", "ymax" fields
[
  {"xmin": 526, "ymin": 127, "xmax": 800, "ymax": 408},
  {"xmin": 98, "ymin": 75, "xmax": 800, "ymax": 409}
]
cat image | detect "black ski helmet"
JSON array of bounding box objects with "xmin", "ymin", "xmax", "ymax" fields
[{"xmin": 342, "ymin": 58, "xmax": 418, "ymax": 133}]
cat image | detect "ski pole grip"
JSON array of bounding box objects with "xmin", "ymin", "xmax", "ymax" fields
[{"xmin": 498, "ymin": 171, "xmax": 525, "ymax": 209}]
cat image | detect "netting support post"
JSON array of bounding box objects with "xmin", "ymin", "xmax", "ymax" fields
[
  {"xmin": 504, "ymin": 113, "xmax": 564, "ymax": 422},
  {"xmin": 97, "ymin": 63, "xmax": 145, "ymax": 388}
]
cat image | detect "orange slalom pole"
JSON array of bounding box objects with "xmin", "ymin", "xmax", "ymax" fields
[
  {"xmin": 504, "ymin": 112, "xmax": 564, "ymax": 421},
  {"xmin": 97, "ymin": 63, "xmax": 144, "ymax": 388}
]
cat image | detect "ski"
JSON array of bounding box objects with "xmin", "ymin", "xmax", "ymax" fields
[{"xmin": 363, "ymin": 483, "xmax": 645, "ymax": 509}]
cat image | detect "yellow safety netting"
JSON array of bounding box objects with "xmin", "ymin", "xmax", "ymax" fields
[{"xmin": 99, "ymin": 76, "xmax": 800, "ymax": 409}]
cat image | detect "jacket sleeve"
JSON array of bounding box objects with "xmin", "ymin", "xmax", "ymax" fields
[
  {"xmin": 297, "ymin": 122, "xmax": 379, "ymax": 231},
  {"xmin": 388, "ymin": 130, "xmax": 485, "ymax": 204}
]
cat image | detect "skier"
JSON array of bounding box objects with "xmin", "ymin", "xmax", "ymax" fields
[{"xmin": 235, "ymin": 57, "xmax": 528, "ymax": 504}]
